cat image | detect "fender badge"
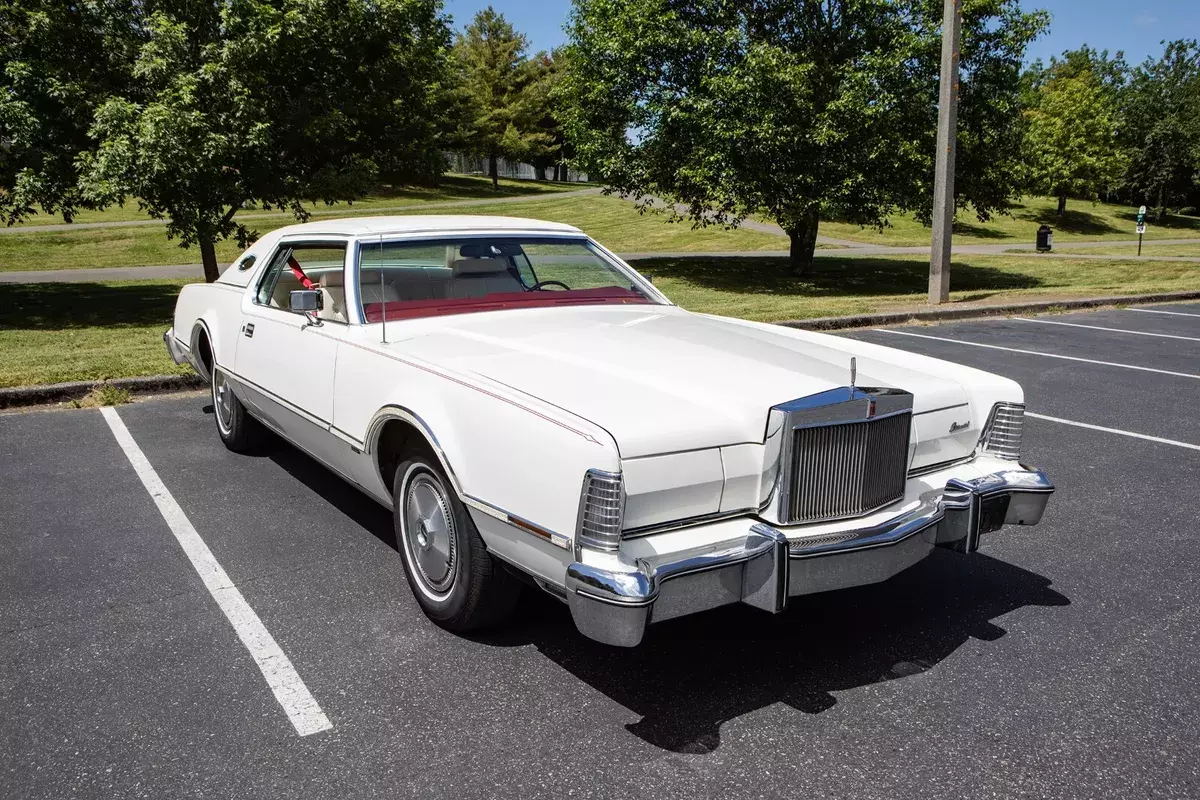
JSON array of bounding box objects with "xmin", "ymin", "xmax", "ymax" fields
[{"xmin": 949, "ymin": 420, "xmax": 970, "ymax": 433}]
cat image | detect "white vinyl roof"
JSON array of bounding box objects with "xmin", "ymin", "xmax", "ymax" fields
[{"xmin": 268, "ymin": 214, "xmax": 584, "ymax": 239}]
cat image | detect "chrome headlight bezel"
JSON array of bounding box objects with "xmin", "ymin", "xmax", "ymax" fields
[
  {"xmin": 979, "ymin": 402, "xmax": 1024, "ymax": 460},
  {"xmin": 575, "ymin": 469, "xmax": 625, "ymax": 554}
]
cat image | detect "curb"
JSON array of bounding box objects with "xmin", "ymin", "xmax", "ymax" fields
[
  {"xmin": 0, "ymin": 373, "xmax": 204, "ymax": 410},
  {"xmin": 773, "ymin": 290, "xmax": 1200, "ymax": 331},
  {"xmin": 0, "ymin": 290, "xmax": 1196, "ymax": 410}
]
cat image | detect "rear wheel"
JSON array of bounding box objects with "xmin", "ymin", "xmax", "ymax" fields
[
  {"xmin": 393, "ymin": 456, "xmax": 519, "ymax": 631},
  {"xmin": 212, "ymin": 365, "xmax": 264, "ymax": 452}
]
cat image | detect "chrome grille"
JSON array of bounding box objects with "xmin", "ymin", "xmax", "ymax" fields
[{"xmin": 788, "ymin": 412, "xmax": 912, "ymax": 523}]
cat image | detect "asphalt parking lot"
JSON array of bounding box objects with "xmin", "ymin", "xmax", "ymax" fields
[{"xmin": 3, "ymin": 302, "xmax": 1198, "ymax": 799}]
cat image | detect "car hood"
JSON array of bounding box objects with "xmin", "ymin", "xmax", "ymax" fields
[{"xmin": 390, "ymin": 305, "xmax": 970, "ymax": 457}]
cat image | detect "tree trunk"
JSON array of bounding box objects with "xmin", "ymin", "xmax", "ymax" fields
[
  {"xmin": 1057, "ymin": 195, "xmax": 1067, "ymax": 216},
  {"xmin": 554, "ymin": 163, "xmax": 564, "ymax": 181},
  {"xmin": 199, "ymin": 237, "xmax": 220, "ymax": 283},
  {"xmin": 785, "ymin": 209, "xmax": 820, "ymax": 276},
  {"xmin": 534, "ymin": 164, "xmax": 546, "ymax": 181},
  {"xmin": 1156, "ymin": 185, "xmax": 1165, "ymax": 222},
  {"xmin": 488, "ymin": 152, "xmax": 498, "ymax": 189}
]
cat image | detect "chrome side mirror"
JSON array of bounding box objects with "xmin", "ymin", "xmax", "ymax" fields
[
  {"xmin": 290, "ymin": 289, "xmax": 322, "ymax": 313},
  {"xmin": 290, "ymin": 289, "xmax": 324, "ymax": 327}
]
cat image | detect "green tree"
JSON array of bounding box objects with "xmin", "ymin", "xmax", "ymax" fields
[
  {"xmin": 74, "ymin": 0, "xmax": 450, "ymax": 282},
  {"xmin": 561, "ymin": 0, "xmax": 1047, "ymax": 274},
  {"xmin": 0, "ymin": 0, "xmax": 141, "ymax": 224},
  {"xmin": 451, "ymin": 7, "xmax": 535, "ymax": 187},
  {"xmin": 1023, "ymin": 67, "xmax": 1125, "ymax": 215},
  {"xmin": 518, "ymin": 50, "xmax": 568, "ymax": 181},
  {"xmin": 1120, "ymin": 40, "xmax": 1200, "ymax": 220}
]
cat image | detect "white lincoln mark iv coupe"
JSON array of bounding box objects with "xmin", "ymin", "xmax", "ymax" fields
[{"xmin": 165, "ymin": 215, "xmax": 1054, "ymax": 647}]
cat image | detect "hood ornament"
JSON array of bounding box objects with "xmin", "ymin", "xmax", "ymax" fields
[{"xmin": 850, "ymin": 357, "xmax": 857, "ymax": 390}]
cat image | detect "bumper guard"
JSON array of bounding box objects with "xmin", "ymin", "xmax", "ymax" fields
[{"xmin": 565, "ymin": 467, "xmax": 1053, "ymax": 647}]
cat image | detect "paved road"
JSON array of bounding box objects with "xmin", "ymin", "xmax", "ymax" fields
[
  {"xmin": 0, "ymin": 187, "xmax": 603, "ymax": 235},
  {"xmin": 2, "ymin": 303, "xmax": 1199, "ymax": 798}
]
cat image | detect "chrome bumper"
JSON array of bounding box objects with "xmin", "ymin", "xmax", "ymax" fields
[
  {"xmin": 565, "ymin": 467, "xmax": 1054, "ymax": 647},
  {"xmin": 164, "ymin": 328, "xmax": 191, "ymax": 367}
]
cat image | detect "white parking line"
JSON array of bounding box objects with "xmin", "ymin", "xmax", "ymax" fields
[
  {"xmin": 876, "ymin": 329, "xmax": 1200, "ymax": 380},
  {"xmin": 1027, "ymin": 412, "xmax": 1200, "ymax": 451},
  {"xmin": 1010, "ymin": 316, "xmax": 1200, "ymax": 342},
  {"xmin": 1128, "ymin": 308, "xmax": 1200, "ymax": 318},
  {"xmin": 99, "ymin": 407, "xmax": 332, "ymax": 737}
]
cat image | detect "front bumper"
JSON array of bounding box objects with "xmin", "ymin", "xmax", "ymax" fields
[{"xmin": 565, "ymin": 466, "xmax": 1054, "ymax": 647}]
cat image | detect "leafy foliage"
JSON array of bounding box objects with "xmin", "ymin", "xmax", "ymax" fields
[
  {"xmin": 0, "ymin": 0, "xmax": 141, "ymax": 224},
  {"xmin": 1120, "ymin": 40, "xmax": 1200, "ymax": 219},
  {"xmin": 7, "ymin": 0, "xmax": 451, "ymax": 281},
  {"xmin": 449, "ymin": 8, "xmax": 550, "ymax": 186},
  {"xmin": 1022, "ymin": 67, "xmax": 1125, "ymax": 214},
  {"xmin": 561, "ymin": 0, "xmax": 1047, "ymax": 272}
]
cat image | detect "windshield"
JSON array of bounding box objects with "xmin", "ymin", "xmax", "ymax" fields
[{"xmin": 356, "ymin": 236, "xmax": 658, "ymax": 323}]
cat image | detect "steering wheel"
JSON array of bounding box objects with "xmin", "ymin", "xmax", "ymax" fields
[{"xmin": 528, "ymin": 280, "xmax": 571, "ymax": 291}]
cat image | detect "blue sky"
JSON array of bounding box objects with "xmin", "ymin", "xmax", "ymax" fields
[{"xmin": 443, "ymin": 0, "xmax": 1199, "ymax": 67}]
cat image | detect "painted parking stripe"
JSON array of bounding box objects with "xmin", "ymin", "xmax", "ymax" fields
[
  {"xmin": 1027, "ymin": 412, "xmax": 1200, "ymax": 452},
  {"xmin": 1127, "ymin": 307, "xmax": 1200, "ymax": 318},
  {"xmin": 1010, "ymin": 316, "xmax": 1200, "ymax": 342},
  {"xmin": 99, "ymin": 407, "xmax": 332, "ymax": 737},
  {"xmin": 876, "ymin": 328, "xmax": 1200, "ymax": 380}
]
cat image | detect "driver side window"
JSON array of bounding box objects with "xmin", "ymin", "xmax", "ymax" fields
[{"xmin": 254, "ymin": 243, "xmax": 348, "ymax": 323}]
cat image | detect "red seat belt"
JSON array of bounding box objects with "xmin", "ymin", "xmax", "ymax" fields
[{"xmin": 288, "ymin": 256, "xmax": 316, "ymax": 290}]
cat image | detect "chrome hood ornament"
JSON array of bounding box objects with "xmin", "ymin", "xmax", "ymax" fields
[{"xmin": 850, "ymin": 357, "xmax": 857, "ymax": 390}]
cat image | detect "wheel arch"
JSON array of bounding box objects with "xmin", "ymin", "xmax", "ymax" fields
[
  {"xmin": 366, "ymin": 405, "xmax": 468, "ymax": 503},
  {"xmin": 189, "ymin": 319, "xmax": 216, "ymax": 383}
]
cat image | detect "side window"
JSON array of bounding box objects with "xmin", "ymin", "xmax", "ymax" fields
[{"xmin": 254, "ymin": 243, "xmax": 348, "ymax": 323}]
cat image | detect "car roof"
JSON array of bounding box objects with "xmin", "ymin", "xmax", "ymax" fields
[{"xmin": 269, "ymin": 214, "xmax": 584, "ymax": 239}]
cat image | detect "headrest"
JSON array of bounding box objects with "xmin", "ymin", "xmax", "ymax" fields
[
  {"xmin": 319, "ymin": 269, "xmax": 344, "ymax": 287},
  {"xmin": 459, "ymin": 242, "xmax": 524, "ymax": 258},
  {"xmin": 452, "ymin": 258, "xmax": 509, "ymax": 276}
]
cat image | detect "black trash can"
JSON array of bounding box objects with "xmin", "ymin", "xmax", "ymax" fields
[{"xmin": 1036, "ymin": 224, "xmax": 1053, "ymax": 252}]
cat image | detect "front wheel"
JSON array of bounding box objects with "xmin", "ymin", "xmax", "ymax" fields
[
  {"xmin": 212, "ymin": 365, "xmax": 264, "ymax": 453},
  {"xmin": 393, "ymin": 456, "xmax": 519, "ymax": 631}
]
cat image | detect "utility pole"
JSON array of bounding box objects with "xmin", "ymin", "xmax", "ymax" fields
[{"xmin": 928, "ymin": 0, "xmax": 962, "ymax": 305}]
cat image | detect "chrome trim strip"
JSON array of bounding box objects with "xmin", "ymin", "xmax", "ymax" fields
[
  {"xmin": 221, "ymin": 367, "xmax": 330, "ymax": 428},
  {"xmin": 908, "ymin": 455, "xmax": 973, "ymax": 478},
  {"xmin": 912, "ymin": 402, "xmax": 969, "ymax": 416},
  {"xmin": 621, "ymin": 508, "xmax": 759, "ymax": 539}
]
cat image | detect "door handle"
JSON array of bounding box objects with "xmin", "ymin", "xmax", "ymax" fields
[{"xmin": 243, "ymin": 323, "xmax": 255, "ymax": 338}]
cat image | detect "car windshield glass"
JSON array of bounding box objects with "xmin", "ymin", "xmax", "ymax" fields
[{"xmin": 357, "ymin": 237, "xmax": 657, "ymax": 323}]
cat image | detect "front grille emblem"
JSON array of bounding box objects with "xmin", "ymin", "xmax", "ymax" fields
[{"xmin": 867, "ymin": 398, "xmax": 877, "ymax": 418}]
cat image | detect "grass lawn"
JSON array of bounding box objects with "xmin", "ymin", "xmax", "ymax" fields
[
  {"xmin": 628, "ymin": 253, "xmax": 1200, "ymax": 321},
  {"xmin": 1049, "ymin": 242, "xmax": 1200, "ymax": 257},
  {"xmin": 0, "ymin": 194, "xmax": 786, "ymax": 273},
  {"xmin": 816, "ymin": 197, "xmax": 1200, "ymax": 248},
  {"xmin": 3, "ymin": 254, "xmax": 1196, "ymax": 387},
  {"xmin": 0, "ymin": 279, "xmax": 197, "ymax": 387},
  {"xmin": 3, "ymin": 175, "xmax": 588, "ymax": 228}
]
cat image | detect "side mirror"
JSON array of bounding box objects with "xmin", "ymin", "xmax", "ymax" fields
[{"xmin": 290, "ymin": 289, "xmax": 322, "ymax": 313}]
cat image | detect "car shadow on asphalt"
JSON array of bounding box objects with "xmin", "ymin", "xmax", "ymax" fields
[
  {"xmin": 254, "ymin": 428, "xmax": 1070, "ymax": 757},
  {"xmin": 478, "ymin": 550, "xmax": 1069, "ymax": 755}
]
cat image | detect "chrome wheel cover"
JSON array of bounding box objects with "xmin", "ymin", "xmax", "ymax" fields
[
  {"xmin": 403, "ymin": 471, "xmax": 457, "ymax": 596},
  {"xmin": 213, "ymin": 369, "xmax": 234, "ymax": 433}
]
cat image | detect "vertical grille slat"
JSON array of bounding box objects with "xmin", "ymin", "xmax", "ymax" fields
[{"xmin": 788, "ymin": 412, "xmax": 912, "ymax": 523}]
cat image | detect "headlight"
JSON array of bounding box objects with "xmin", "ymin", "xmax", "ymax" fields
[
  {"xmin": 980, "ymin": 402, "xmax": 1024, "ymax": 460},
  {"xmin": 576, "ymin": 469, "xmax": 625, "ymax": 552}
]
